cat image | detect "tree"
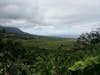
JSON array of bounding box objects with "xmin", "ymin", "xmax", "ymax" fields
[
  {"xmin": 0, "ymin": 39, "xmax": 28, "ymax": 75},
  {"xmin": 75, "ymin": 30, "xmax": 100, "ymax": 50}
]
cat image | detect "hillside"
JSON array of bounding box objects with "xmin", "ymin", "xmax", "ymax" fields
[{"xmin": 0, "ymin": 25, "xmax": 34, "ymax": 37}]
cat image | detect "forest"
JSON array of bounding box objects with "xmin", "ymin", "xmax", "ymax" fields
[{"xmin": 0, "ymin": 28, "xmax": 100, "ymax": 75}]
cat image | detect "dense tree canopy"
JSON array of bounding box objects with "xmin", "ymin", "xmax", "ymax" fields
[{"xmin": 0, "ymin": 28, "xmax": 100, "ymax": 75}]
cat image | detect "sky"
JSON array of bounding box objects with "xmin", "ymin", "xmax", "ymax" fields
[{"xmin": 0, "ymin": 0, "xmax": 100, "ymax": 36}]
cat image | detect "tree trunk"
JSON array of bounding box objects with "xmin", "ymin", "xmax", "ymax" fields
[{"xmin": 4, "ymin": 67, "xmax": 9, "ymax": 75}]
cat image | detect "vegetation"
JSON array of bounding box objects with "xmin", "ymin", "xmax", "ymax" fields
[{"xmin": 0, "ymin": 28, "xmax": 100, "ymax": 75}]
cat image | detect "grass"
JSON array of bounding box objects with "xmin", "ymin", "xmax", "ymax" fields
[{"xmin": 22, "ymin": 38, "xmax": 76, "ymax": 50}]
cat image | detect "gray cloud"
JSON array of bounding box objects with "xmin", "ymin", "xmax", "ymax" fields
[
  {"xmin": 0, "ymin": 0, "xmax": 35, "ymax": 19},
  {"xmin": 0, "ymin": 0, "xmax": 44, "ymax": 27},
  {"xmin": 0, "ymin": 0, "xmax": 100, "ymax": 35}
]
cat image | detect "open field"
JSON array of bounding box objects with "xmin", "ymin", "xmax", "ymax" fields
[{"xmin": 22, "ymin": 38, "xmax": 76, "ymax": 50}]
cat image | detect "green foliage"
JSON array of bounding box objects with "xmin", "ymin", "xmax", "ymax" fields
[
  {"xmin": 69, "ymin": 56, "xmax": 100, "ymax": 71},
  {"xmin": 0, "ymin": 30, "xmax": 100, "ymax": 75},
  {"xmin": 68, "ymin": 56, "xmax": 100, "ymax": 75},
  {"xmin": 0, "ymin": 38, "xmax": 29, "ymax": 75},
  {"xmin": 75, "ymin": 31, "xmax": 100, "ymax": 50},
  {"xmin": 68, "ymin": 30, "xmax": 100, "ymax": 75}
]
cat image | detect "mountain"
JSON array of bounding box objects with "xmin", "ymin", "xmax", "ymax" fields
[
  {"xmin": 46, "ymin": 34, "xmax": 79, "ymax": 38},
  {"xmin": 0, "ymin": 25, "xmax": 32, "ymax": 37},
  {"xmin": 54, "ymin": 34, "xmax": 79, "ymax": 38},
  {"xmin": 0, "ymin": 25, "xmax": 78, "ymax": 38}
]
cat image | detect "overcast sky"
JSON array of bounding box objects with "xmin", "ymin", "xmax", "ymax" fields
[{"xmin": 0, "ymin": 0, "xmax": 100, "ymax": 36}]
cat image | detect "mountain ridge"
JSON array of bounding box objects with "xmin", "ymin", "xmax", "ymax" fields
[
  {"xmin": 0, "ymin": 25, "xmax": 78, "ymax": 38},
  {"xmin": 0, "ymin": 25, "xmax": 33, "ymax": 36}
]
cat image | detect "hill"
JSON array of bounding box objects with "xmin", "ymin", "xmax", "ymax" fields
[{"xmin": 0, "ymin": 25, "xmax": 33, "ymax": 37}]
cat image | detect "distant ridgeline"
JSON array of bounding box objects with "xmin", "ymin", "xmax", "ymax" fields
[{"xmin": 0, "ymin": 25, "xmax": 35, "ymax": 38}]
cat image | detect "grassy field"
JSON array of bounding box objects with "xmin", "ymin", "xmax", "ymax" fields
[{"xmin": 22, "ymin": 38, "xmax": 76, "ymax": 50}]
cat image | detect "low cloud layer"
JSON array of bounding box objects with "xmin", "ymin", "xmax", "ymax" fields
[{"xmin": 0, "ymin": 0, "xmax": 100, "ymax": 35}]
